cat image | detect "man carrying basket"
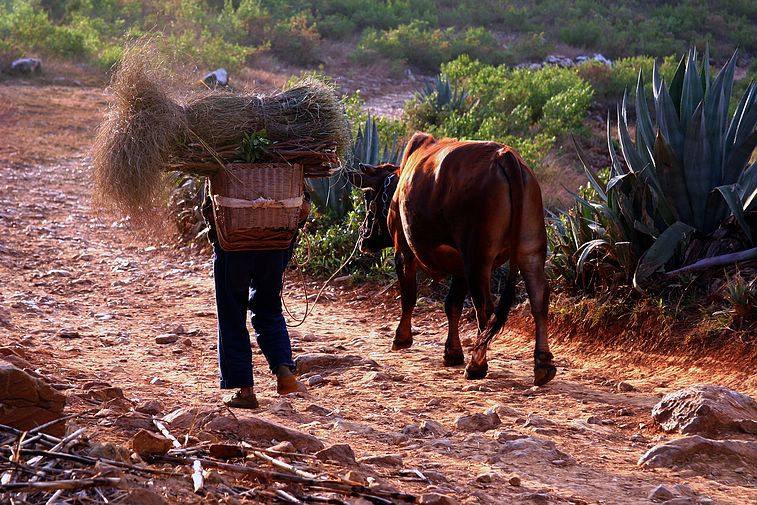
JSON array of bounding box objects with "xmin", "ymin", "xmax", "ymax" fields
[{"xmin": 202, "ymin": 174, "xmax": 310, "ymax": 409}]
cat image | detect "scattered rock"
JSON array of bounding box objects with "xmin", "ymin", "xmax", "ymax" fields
[
  {"xmin": 9, "ymin": 57, "xmax": 42, "ymax": 75},
  {"xmin": 305, "ymin": 404, "xmax": 332, "ymax": 416},
  {"xmin": 493, "ymin": 430, "xmax": 529, "ymax": 443},
  {"xmin": 268, "ymin": 440, "xmax": 296, "ymax": 453},
  {"xmin": 617, "ymin": 381, "xmax": 635, "ymax": 392},
  {"xmin": 358, "ymin": 453, "xmax": 403, "ymax": 467},
  {"xmin": 209, "ymin": 443, "xmax": 245, "ymax": 459},
  {"xmin": 638, "ymin": 435, "xmax": 757, "ymax": 469},
  {"xmin": 113, "ymin": 412, "xmax": 153, "ymax": 430},
  {"xmin": 86, "ymin": 442, "xmax": 131, "ymax": 463},
  {"xmin": 82, "ymin": 387, "xmax": 124, "ymax": 402},
  {"xmin": 422, "ymin": 470, "xmax": 448, "ymax": 483},
  {"xmin": 420, "ymin": 419, "xmax": 448, "ymax": 437},
  {"xmin": 136, "ymin": 399, "xmax": 164, "ymax": 416},
  {"xmin": 420, "ymin": 493, "xmax": 459, "ymax": 505},
  {"xmin": 489, "ymin": 404, "xmax": 521, "ymax": 418},
  {"xmin": 475, "ymin": 472, "xmax": 499, "ymax": 483},
  {"xmin": 123, "ymin": 488, "xmax": 165, "ymax": 505},
  {"xmin": 332, "ymin": 418, "xmax": 376, "ymax": 435},
  {"xmin": 500, "ymin": 436, "xmax": 575, "ymax": 465},
  {"xmin": 522, "ymin": 414, "xmax": 556, "ymax": 429},
  {"xmin": 306, "ymin": 374, "xmax": 325, "ymax": 387},
  {"xmin": 0, "ymin": 361, "xmax": 66, "ymax": 436},
  {"xmin": 155, "ymin": 334, "xmax": 179, "ymax": 344},
  {"xmin": 662, "ymin": 499, "xmax": 694, "ymax": 505},
  {"xmin": 672, "ymin": 484, "xmax": 695, "ymax": 497},
  {"xmin": 294, "ymin": 353, "xmax": 378, "ymax": 374},
  {"xmin": 315, "ymin": 444, "xmax": 357, "ymax": 465},
  {"xmin": 206, "ymin": 415, "xmax": 324, "ymax": 452},
  {"xmin": 132, "ymin": 429, "xmax": 172, "ymax": 457},
  {"xmin": 649, "ymin": 485, "xmax": 675, "ymax": 502},
  {"xmin": 454, "ymin": 411, "xmax": 501, "ymax": 432},
  {"xmin": 162, "ymin": 407, "xmax": 216, "ymax": 431},
  {"xmin": 651, "ymin": 385, "xmax": 757, "ymax": 436},
  {"xmin": 342, "ymin": 469, "xmax": 369, "ymax": 485},
  {"xmin": 508, "ymin": 475, "xmax": 522, "ymax": 486},
  {"xmin": 269, "ymin": 400, "xmax": 295, "ymax": 415},
  {"xmin": 515, "ymin": 492, "xmax": 551, "ymax": 503},
  {"xmin": 56, "ymin": 329, "xmax": 80, "ymax": 339}
]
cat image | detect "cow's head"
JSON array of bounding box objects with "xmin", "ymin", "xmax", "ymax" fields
[{"xmin": 346, "ymin": 163, "xmax": 400, "ymax": 253}]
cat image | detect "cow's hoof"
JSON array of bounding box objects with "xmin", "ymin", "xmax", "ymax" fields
[
  {"xmin": 391, "ymin": 339, "xmax": 413, "ymax": 350},
  {"xmin": 443, "ymin": 352, "xmax": 465, "ymax": 366},
  {"xmin": 464, "ymin": 363, "xmax": 488, "ymax": 380},
  {"xmin": 533, "ymin": 351, "xmax": 556, "ymax": 386}
]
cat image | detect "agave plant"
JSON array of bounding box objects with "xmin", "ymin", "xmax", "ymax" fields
[
  {"xmin": 169, "ymin": 172, "xmax": 208, "ymax": 244},
  {"xmin": 550, "ymin": 47, "xmax": 757, "ymax": 291},
  {"xmin": 419, "ymin": 75, "xmax": 469, "ymax": 114},
  {"xmin": 308, "ymin": 114, "xmax": 402, "ymax": 218}
]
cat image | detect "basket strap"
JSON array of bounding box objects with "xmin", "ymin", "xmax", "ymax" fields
[{"xmin": 213, "ymin": 194, "xmax": 304, "ymax": 209}]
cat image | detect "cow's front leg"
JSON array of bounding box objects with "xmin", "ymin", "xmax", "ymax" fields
[
  {"xmin": 393, "ymin": 248, "xmax": 417, "ymax": 350},
  {"xmin": 443, "ymin": 276, "xmax": 467, "ymax": 366}
]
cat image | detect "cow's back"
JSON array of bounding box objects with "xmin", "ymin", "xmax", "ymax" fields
[{"xmin": 390, "ymin": 139, "xmax": 518, "ymax": 278}]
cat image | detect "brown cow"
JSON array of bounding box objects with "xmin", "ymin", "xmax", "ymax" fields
[{"xmin": 347, "ymin": 132, "xmax": 556, "ymax": 385}]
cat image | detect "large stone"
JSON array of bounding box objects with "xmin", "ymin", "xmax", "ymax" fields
[
  {"xmin": 315, "ymin": 443, "xmax": 357, "ymax": 465},
  {"xmin": 0, "ymin": 361, "xmax": 66, "ymax": 436},
  {"xmin": 357, "ymin": 453, "xmax": 403, "ymax": 467},
  {"xmin": 454, "ymin": 411, "xmax": 501, "ymax": 432},
  {"xmin": 499, "ymin": 436, "xmax": 575, "ymax": 465},
  {"xmin": 652, "ymin": 384, "xmax": 757, "ymax": 436},
  {"xmin": 205, "ymin": 415, "xmax": 324, "ymax": 453},
  {"xmin": 132, "ymin": 429, "xmax": 172, "ymax": 457},
  {"xmin": 294, "ymin": 353, "xmax": 378, "ymax": 374},
  {"xmin": 9, "ymin": 58, "xmax": 42, "ymax": 75},
  {"xmin": 161, "ymin": 407, "xmax": 217, "ymax": 431},
  {"xmin": 638, "ymin": 435, "xmax": 757, "ymax": 470},
  {"xmin": 648, "ymin": 485, "xmax": 675, "ymax": 502},
  {"xmin": 420, "ymin": 493, "xmax": 459, "ymax": 505},
  {"xmin": 420, "ymin": 419, "xmax": 448, "ymax": 437}
]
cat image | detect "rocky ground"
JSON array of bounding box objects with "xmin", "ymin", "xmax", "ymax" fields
[{"xmin": 1, "ymin": 81, "xmax": 756, "ymax": 505}]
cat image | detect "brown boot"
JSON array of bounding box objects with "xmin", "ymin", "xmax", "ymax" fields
[
  {"xmin": 275, "ymin": 366, "xmax": 307, "ymax": 395},
  {"xmin": 223, "ymin": 387, "xmax": 259, "ymax": 409}
]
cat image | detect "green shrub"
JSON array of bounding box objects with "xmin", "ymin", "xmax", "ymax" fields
[
  {"xmin": 504, "ymin": 32, "xmax": 552, "ymax": 64},
  {"xmin": 96, "ymin": 44, "xmax": 123, "ymax": 70},
  {"xmin": 318, "ymin": 13, "xmax": 356, "ymax": 39},
  {"xmin": 270, "ymin": 13, "xmax": 322, "ymax": 66},
  {"xmin": 558, "ymin": 17, "xmax": 602, "ymax": 48}
]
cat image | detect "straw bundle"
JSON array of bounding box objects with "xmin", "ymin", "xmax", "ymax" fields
[
  {"xmin": 92, "ymin": 44, "xmax": 185, "ymax": 215},
  {"xmin": 92, "ymin": 44, "xmax": 351, "ymax": 217}
]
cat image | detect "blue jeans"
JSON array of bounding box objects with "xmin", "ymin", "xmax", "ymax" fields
[{"xmin": 213, "ymin": 243, "xmax": 296, "ymax": 389}]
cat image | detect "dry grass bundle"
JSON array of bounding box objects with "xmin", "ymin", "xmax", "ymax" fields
[
  {"xmin": 92, "ymin": 43, "xmax": 186, "ymax": 216},
  {"xmin": 92, "ymin": 43, "xmax": 351, "ymax": 220},
  {"xmin": 182, "ymin": 76, "xmax": 351, "ymax": 159}
]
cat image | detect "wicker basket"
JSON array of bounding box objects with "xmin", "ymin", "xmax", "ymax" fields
[{"xmin": 209, "ymin": 163, "xmax": 304, "ymax": 251}]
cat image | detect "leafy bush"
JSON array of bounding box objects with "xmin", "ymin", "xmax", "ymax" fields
[
  {"xmin": 270, "ymin": 12, "xmax": 322, "ymax": 66},
  {"xmin": 352, "ymin": 21, "xmax": 505, "ymax": 73},
  {"xmin": 558, "ymin": 17, "xmax": 602, "ymax": 48}
]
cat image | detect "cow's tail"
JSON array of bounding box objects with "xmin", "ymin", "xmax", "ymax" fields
[{"xmin": 475, "ymin": 149, "xmax": 524, "ymax": 351}]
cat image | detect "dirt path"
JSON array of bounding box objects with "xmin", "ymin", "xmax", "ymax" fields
[{"xmin": 1, "ymin": 83, "xmax": 756, "ymax": 505}]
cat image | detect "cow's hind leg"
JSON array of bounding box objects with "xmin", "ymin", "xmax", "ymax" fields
[
  {"xmin": 521, "ymin": 254, "xmax": 556, "ymax": 386},
  {"xmin": 464, "ymin": 264, "xmax": 495, "ymax": 380},
  {"xmin": 443, "ymin": 276, "xmax": 467, "ymax": 366},
  {"xmin": 392, "ymin": 247, "xmax": 417, "ymax": 350}
]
